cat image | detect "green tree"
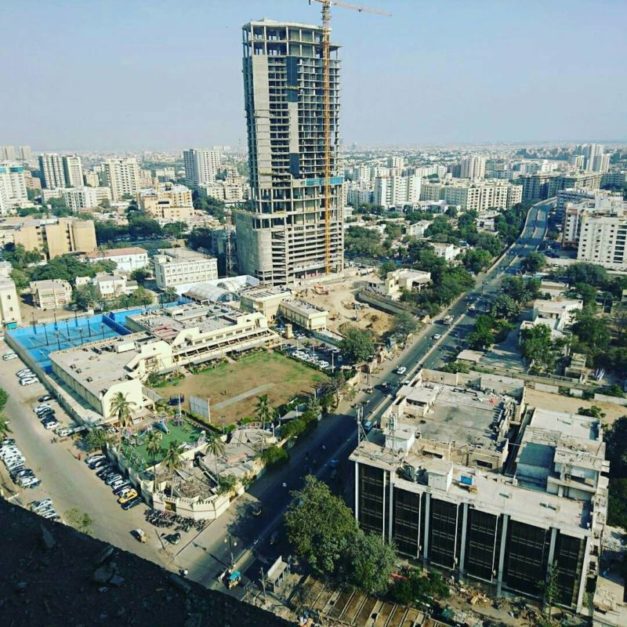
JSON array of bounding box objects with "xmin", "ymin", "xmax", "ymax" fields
[
  {"xmin": 391, "ymin": 567, "xmax": 450, "ymax": 605},
  {"xmin": 118, "ymin": 286, "xmax": 154, "ymax": 308},
  {"xmin": 564, "ymin": 263, "xmax": 608, "ymax": 287},
  {"xmin": 145, "ymin": 430, "xmax": 163, "ymax": 465},
  {"xmin": 217, "ymin": 474, "xmax": 237, "ymax": 495},
  {"xmin": 0, "ymin": 416, "xmax": 12, "ymax": 440},
  {"xmin": 109, "ymin": 392, "xmax": 135, "ymax": 429},
  {"xmin": 0, "ymin": 387, "xmax": 8, "ymax": 412},
  {"xmin": 521, "ymin": 325, "xmax": 560, "ymax": 372},
  {"xmin": 255, "ymin": 394, "xmax": 274, "ymax": 429},
  {"xmin": 206, "ymin": 434, "xmax": 226, "ymax": 476},
  {"xmin": 130, "ymin": 268, "xmax": 150, "ymax": 285},
  {"xmin": 285, "ymin": 476, "xmax": 358, "ymax": 577},
  {"xmin": 491, "ymin": 294, "xmax": 520, "ymax": 320},
  {"xmin": 340, "ymin": 326, "xmax": 375, "ymax": 363},
  {"xmin": 260, "ymin": 444, "xmax": 288, "ymax": 468},
  {"xmin": 345, "ymin": 531, "xmax": 396, "ymax": 595},
  {"xmin": 162, "ymin": 221, "xmax": 189, "ymax": 239},
  {"xmin": 378, "ymin": 260, "xmax": 397, "ymax": 280},
  {"xmin": 85, "ymin": 428, "xmax": 111, "ymax": 452},
  {"xmin": 521, "ymin": 252, "xmax": 546, "ymax": 273},
  {"xmin": 10, "ymin": 268, "xmax": 30, "ymax": 291},
  {"xmin": 393, "ymin": 311, "xmax": 418, "ymax": 340},
  {"xmin": 468, "ymin": 315, "xmax": 496, "ymax": 350},
  {"xmin": 502, "ymin": 275, "xmax": 540, "ymax": 304},
  {"xmin": 281, "ymin": 418, "xmax": 307, "ymax": 440},
  {"xmin": 65, "ymin": 508, "xmax": 94, "ymax": 536},
  {"xmin": 462, "ymin": 248, "xmax": 492, "ymax": 273},
  {"xmin": 162, "ymin": 441, "xmax": 184, "ymax": 478},
  {"xmin": 73, "ymin": 283, "xmax": 99, "ymax": 311}
]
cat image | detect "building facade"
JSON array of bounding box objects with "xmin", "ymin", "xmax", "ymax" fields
[
  {"xmin": 153, "ymin": 248, "xmax": 218, "ymax": 291},
  {"xmin": 459, "ymin": 155, "xmax": 486, "ymax": 179},
  {"xmin": 84, "ymin": 246, "xmax": 149, "ymax": 273},
  {"xmin": 235, "ymin": 20, "xmax": 344, "ymax": 284},
  {"xmin": 0, "ymin": 164, "xmax": 28, "ymax": 214},
  {"xmin": 103, "ymin": 158, "xmax": 141, "ymax": 200},
  {"xmin": 0, "ymin": 262, "xmax": 21, "ymax": 327},
  {"xmin": 30, "ymin": 279, "xmax": 72, "ymax": 310},
  {"xmin": 61, "ymin": 186, "xmax": 111, "ymax": 211},
  {"xmin": 13, "ymin": 217, "xmax": 97, "ymax": 259},
  {"xmin": 62, "ymin": 155, "xmax": 84, "ymax": 188},
  {"xmin": 39, "ymin": 154, "xmax": 66, "ymax": 189},
  {"xmin": 183, "ymin": 149, "xmax": 220, "ymax": 188},
  {"xmin": 374, "ymin": 175, "xmax": 421, "ymax": 209}
]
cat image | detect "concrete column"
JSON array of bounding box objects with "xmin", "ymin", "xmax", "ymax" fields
[
  {"xmin": 547, "ymin": 527, "xmax": 557, "ymax": 568},
  {"xmin": 576, "ymin": 536, "xmax": 591, "ymax": 614},
  {"xmin": 423, "ymin": 493, "xmax": 431, "ymax": 565},
  {"xmin": 382, "ymin": 471, "xmax": 387, "ymax": 540},
  {"xmin": 354, "ymin": 462, "xmax": 359, "ymax": 523},
  {"xmin": 388, "ymin": 478, "xmax": 394, "ymax": 544},
  {"xmin": 496, "ymin": 514, "xmax": 509, "ymax": 597},
  {"xmin": 458, "ymin": 503, "xmax": 469, "ymax": 578}
]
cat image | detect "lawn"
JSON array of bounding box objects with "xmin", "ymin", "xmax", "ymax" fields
[{"xmin": 154, "ymin": 351, "xmax": 329, "ymax": 426}]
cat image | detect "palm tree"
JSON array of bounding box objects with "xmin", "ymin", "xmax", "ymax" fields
[
  {"xmin": 85, "ymin": 428, "xmax": 111, "ymax": 452},
  {"xmin": 162, "ymin": 441, "xmax": 184, "ymax": 478},
  {"xmin": 109, "ymin": 392, "xmax": 136, "ymax": 429},
  {"xmin": 255, "ymin": 394, "xmax": 274, "ymax": 430},
  {"xmin": 0, "ymin": 416, "xmax": 12, "ymax": 440},
  {"xmin": 206, "ymin": 434, "xmax": 225, "ymax": 478},
  {"xmin": 145, "ymin": 430, "xmax": 163, "ymax": 466}
]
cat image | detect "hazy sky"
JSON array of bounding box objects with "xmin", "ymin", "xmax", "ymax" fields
[{"xmin": 1, "ymin": 0, "xmax": 626, "ymax": 151}]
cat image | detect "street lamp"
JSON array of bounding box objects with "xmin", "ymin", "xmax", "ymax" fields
[{"xmin": 225, "ymin": 535, "xmax": 238, "ymax": 569}]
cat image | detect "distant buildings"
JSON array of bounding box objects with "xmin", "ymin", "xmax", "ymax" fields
[
  {"xmin": 183, "ymin": 148, "xmax": 220, "ymax": 188},
  {"xmin": 138, "ymin": 183, "xmax": 194, "ymax": 222},
  {"xmin": 11, "ymin": 217, "xmax": 97, "ymax": 259},
  {"xmin": 153, "ymin": 248, "xmax": 218, "ymax": 292},
  {"xmin": 84, "ymin": 246, "xmax": 149, "ymax": 274},
  {"xmin": 0, "ymin": 145, "xmax": 31, "ymax": 161},
  {"xmin": 30, "ymin": 279, "xmax": 72, "ymax": 310},
  {"xmin": 62, "ymin": 155, "xmax": 84, "ymax": 188},
  {"xmin": 583, "ymin": 143, "xmax": 609, "ymax": 173},
  {"xmin": 374, "ymin": 175, "xmax": 421, "ymax": 209},
  {"xmin": 38, "ymin": 154, "xmax": 66, "ymax": 189},
  {"xmin": 0, "ymin": 261, "xmax": 21, "ymax": 327},
  {"xmin": 420, "ymin": 179, "xmax": 522, "ymax": 211},
  {"xmin": 61, "ymin": 186, "xmax": 111, "ymax": 211},
  {"xmin": 0, "ymin": 163, "xmax": 28, "ymax": 214},
  {"xmin": 459, "ymin": 155, "xmax": 486, "ymax": 179},
  {"xmin": 520, "ymin": 172, "xmax": 602, "ymax": 202},
  {"xmin": 103, "ymin": 158, "xmax": 140, "ymax": 200},
  {"xmin": 235, "ymin": 19, "xmax": 344, "ymax": 284}
]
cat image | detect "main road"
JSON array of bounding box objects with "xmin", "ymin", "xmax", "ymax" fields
[{"xmin": 176, "ymin": 199, "xmax": 552, "ymax": 595}]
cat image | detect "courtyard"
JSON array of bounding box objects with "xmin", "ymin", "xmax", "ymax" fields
[{"xmin": 154, "ymin": 350, "xmax": 329, "ymax": 426}]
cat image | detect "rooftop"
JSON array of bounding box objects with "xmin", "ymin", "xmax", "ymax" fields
[
  {"xmin": 85, "ymin": 247, "xmax": 148, "ymax": 258},
  {"xmin": 280, "ymin": 298, "xmax": 327, "ymax": 315}
]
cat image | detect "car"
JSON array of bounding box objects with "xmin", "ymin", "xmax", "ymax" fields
[
  {"xmin": 396, "ymin": 366, "xmax": 407, "ymax": 375},
  {"xmin": 106, "ymin": 474, "xmax": 124, "ymax": 486},
  {"xmin": 2, "ymin": 351, "xmax": 17, "ymax": 361},
  {"xmin": 35, "ymin": 403, "xmax": 53, "ymax": 412},
  {"xmin": 38, "ymin": 394, "xmax": 53, "ymax": 403},
  {"xmin": 20, "ymin": 377, "xmax": 38, "ymax": 386},
  {"xmin": 18, "ymin": 368, "xmax": 34, "ymax": 377},
  {"xmin": 91, "ymin": 459, "xmax": 110, "ymax": 471},
  {"xmin": 362, "ymin": 420, "xmax": 373, "ymax": 433},
  {"xmin": 121, "ymin": 497, "xmax": 142, "ymax": 510},
  {"xmin": 113, "ymin": 483, "xmax": 133, "ymax": 496},
  {"xmin": 86, "ymin": 454, "xmax": 105, "ymax": 465},
  {"xmin": 118, "ymin": 490, "xmax": 138, "ymax": 504},
  {"xmin": 432, "ymin": 334, "xmax": 442, "ymax": 340},
  {"xmin": 110, "ymin": 478, "xmax": 127, "ymax": 490},
  {"xmin": 38, "ymin": 410, "xmax": 56, "ymax": 419},
  {"xmin": 41, "ymin": 419, "xmax": 59, "ymax": 430},
  {"xmin": 164, "ymin": 532, "xmax": 181, "ymax": 545},
  {"xmin": 131, "ymin": 528, "xmax": 147, "ymax": 543}
]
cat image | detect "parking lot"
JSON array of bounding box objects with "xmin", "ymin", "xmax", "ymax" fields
[{"xmin": 0, "ymin": 341, "xmax": 170, "ymax": 566}]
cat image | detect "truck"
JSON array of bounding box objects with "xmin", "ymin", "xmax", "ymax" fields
[
  {"xmin": 226, "ymin": 569, "xmax": 241, "ymax": 589},
  {"xmin": 442, "ymin": 315, "xmax": 454, "ymax": 325}
]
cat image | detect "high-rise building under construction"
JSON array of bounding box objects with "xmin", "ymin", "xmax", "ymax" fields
[{"xmin": 235, "ymin": 19, "xmax": 344, "ymax": 285}]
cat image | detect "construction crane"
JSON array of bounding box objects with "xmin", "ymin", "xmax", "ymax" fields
[{"xmin": 308, "ymin": 0, "xmax": 390, "ymax": 274}]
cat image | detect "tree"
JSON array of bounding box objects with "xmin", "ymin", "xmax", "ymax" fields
[
  {"xmin": 542, "ymin": 563, "xmax": 559, "ymax": 619},
  {"xmin": 109, "ymin": 392, "xmax": 135, "ymax": 429},
  {"xmin": 521, "ymin": 325, "xmax": 560, "ymax": 372},
  {"xmin": 255, "ymin": 394, "xmax": 274, "ymax": 430},
  {"xmin": 73, "ymin": 283, "xmax": 99, "ymax": 311},
  {"xmin": 345, "ymin": 531, "xmax": 396, "ymax": 595},
  {"xmin": 162, "ymin": 441, "xmax": 184, "ymax": 478},
  {"xmin": 391, "ymin": 567, "xmax": 450, "ymax": 606},
  {"xmin": 118, "ymin": 286, "xmax": 154, "ymax": 308},
  {"xmin": 145, "ymin": 430, "xmax": 163, "ymax": 465},
  {"xmin": 378, "ymin": 260, "xmax": 397, "ymax": 280},
  {"xmin": 285, "ymin": 476, "xmax": 358, "ymax": 577},
  {"xmin": 564, "ymin": 263, "xmax": 608, "ymax": 287},
  {"xmin": 85, "ymin": 428, "xmax": 111, "ymax": 452},
  {"xmin": 521, "ymin": 252, "xmax": 546, "ymax": 274},
  {"xmin": 130, "ymin": 268, "xmax": 150, "ymax": 285},
  {"xmin": 162, "ymin": 221, "xmax": 189, "ymax": 239},
  {"xmin": 340, "ymin": 327, "xmax": 375, "ymax": 363},
  {"xmin": 491, "ymin": 294, "xmax": 520, "ymax": 321},
  {"xmin": 502, "ymin": 275, "xmax": 540, "ymax": 304},
  {"xmin": 260, "ymin": 444, "xmax": 288, "ymax": 468},
  {"xmin": 0, "ymin": 416, "xmax": 12, "ymax": 440},
  {"xmin": 217, "ymin": 474, "xmax": 237, "ymax": 495},
  {"xmin": 393, "ymin": 311, "xmax": 418, "ymax": 340},
  {"xmin": 468, "ymin": 315, "xmax": 496, "ymax": 350},
  {"xmin": 0, "ymin": 387, "xmax": 8, "ymax": 412},
  {"xmin": 206, "ymin": 434, "xmax": 226, "ymax": 476},
  {"xmin": 65, "ymin": 508, "xmax": 94, "ymax": 536},
  {"xmin": 462, "ymin": 248, "xmax": 492, "ymax": 274}
]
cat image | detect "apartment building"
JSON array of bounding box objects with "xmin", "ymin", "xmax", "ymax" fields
[
  {"xmin": 153, "ymin": 248, "xmax": 218, "ymax": 291},
  {"xmin": 406, "ymin": 220, "xmax": 432, "ymax": 238},
  {"xmin": 520, "ymin": 172, "xmax": 602, "ymax": 202},
  {"xmin": 0, "ymin": 163, "xmax": 28, "ymax": 214},
  {"xmin": 419, "ymin": 180, "xmax": 522, "ymax": 211},
  {"xmin": 39, "ymin": 154, "xmax": 65, "ymax": 189},
  {"xmin": 84, "ymin": 247, "xmax": 149, "ymax": 274},
  {"xmin": 138, "ymin": 183, "xmax": 194, "ymax": 222},
  {"xmin": 374, "ymin": 175, "xmax": 421, "ymax": 209},
  {"xmin": 0, "ymin": 262, "xmax": 21, "ymax": 327},
  {"xmin": 235, "ymin": 20, "xmax": 344, "ymax": 284},
  {"xmin": 201, "ymin": 179, "xmax": 248, "ymax": 204},
  {"xmin": 62, "ymin": 155, "xmax": 84, "ymax": 188},
  {"xmin": 13, "ymin": 217, "xmax": 97, "ymax": 259},
  {"xmin": 350, "ymin": 370, "xmax": 608, "ymax": 613},
  {"xmin": 103, "ymin": 158, "xmax": 140, "ymax": 200},
  {"xmin": 562, "ymin": 191, "xmax": 624, "ymax": 247},
  {"xmin": 183, "ymin": 148, "xmax": 221, "ymax": 188},
  {"xmin": 432, "ymin": 242, "xmax": 462, "ymax": 261},
  {"xmin": 61, "ymin": 186, "xmax": 111, "ymax": 211},
  {"xmin": 88, "ymin": 273, "xmax": 138, "ymax": 300},
  {"xmin": 577, "ymin": 213, "xmax": 627, "ymax": 269},
  {"xmin": 459, "ymin": 155, "xmax": 486, "ymax": 179},
  {"xmin": 30, "ymin": 279, "xmax": 72, "ymax": 310}
]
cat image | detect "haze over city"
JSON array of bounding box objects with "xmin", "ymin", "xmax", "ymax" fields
[{"xmin": 1, "ymin": 0, "xmax": 626, "ymax": 150}]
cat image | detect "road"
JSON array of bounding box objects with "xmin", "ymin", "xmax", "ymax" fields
[{"xmin": 173, "ymin": 199, "xmax": 552, "ymax": 596}]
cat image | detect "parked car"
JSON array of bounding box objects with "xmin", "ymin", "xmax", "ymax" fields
[
  {"xmin": 85, "ymin": 454, "xmax": 105, "ymax": 466},
  {"xmin": 396, "ymin": 366, "xmax": 407, "ymax": 375},
  {"xmin": 113, "ymin": 483, "xmax": 133, "ymax": 496},
  {"xmin": 121, "ymin": 497, "xmax": 142, "ymax": 510},
  {"xmin": 2, "ymin": 351, "xmax": 17, "ymax": 361},
  {"xmin": 164, "ymin": 532, "xmax": 181, "ymax": 545},
  {"xmin": 118, "ymin": 490, "xmax": 138, "ymax": 504},
  {"xmin": 105, "ymin": 474, "xmax": 124, "ymax": 486},
  {"xmin": 131, "ymin": 528, "xmax": 146, "ymax": 543},
  {"xmin": 20, "ymin": 377, "xmax": 38, "ymax": 386},
  {"xmin": 38, "ymin": 394, "xmax": 53, "ymax": 403}
]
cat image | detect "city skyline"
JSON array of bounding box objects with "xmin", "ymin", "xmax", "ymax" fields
[{"xmin": 1, "ymin": 0, "xmax": 626, "ymax": 150}]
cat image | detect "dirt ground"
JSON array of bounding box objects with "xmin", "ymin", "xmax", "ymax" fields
[
  {"xmin": 525, "ymin": 387, "xmax": 626, "ymax": 425},
  {"xmin": 297, "ymin": 273, "xmax": 394, "ymax": 338},
  {"xmin": 155, "ymin": 351, "xmax": 328, "ymax": 426}
]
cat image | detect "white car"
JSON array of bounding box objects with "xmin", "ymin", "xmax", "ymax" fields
[
  {"xmin": 17, "ymin": 369, "xmax": 34, "ymax": 378},
  {"xmin": 432, "ymin": 334, "xmax": 442, "ymax": 340},
  {"xmin": 2, "ymin": 351, "xmax": 18, "ymax": 360},
  {"xmin": 19, "ymin": 377, "xmax": 38, "ymax": 386},
  {"xmin": 396, "ymin": 366, "xmax": 407, "ymax": 375}
]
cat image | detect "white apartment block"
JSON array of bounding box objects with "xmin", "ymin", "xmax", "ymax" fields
[
  {"xmin": 84, "ymin": 246, "xmax": 149, "ymax": 274},
  {"xmin": 30, "ymin": 279, "xmax": 72, "ymax": 310},
  {"xmin": 346, "ymin": 181, "xmax": 373, "ymax": 207},
  {"xmin": 183, "ymin": 148, "xmax": 221, "ymax": 188},
  {"xmin": 0, "ymin": 262, "xmax": 21, "ymax": 326},
  {"xmin": 374, "ymin": 175, "xmax": 421, "ymax": 209},
  {"xmin": 154, "ymin": 248, "xmax": 218, "ymax": 292},
  {"xmin": 406, "ymin": 220, "xmax": 431, "ymax": 238},
  {"xmin": 583, "ymin": 143, "xmax": 604, "ymax": 172},
  {"xmin": 62, "ymin": 155, "xmax": 84, "ymax": 188},
  {"xmin": 61, "ymin": 186, "xmax": 111, "ymax": 211},
  {"xmin": 138, "ymin": 183, "xmax": 193, "ymax": 211},
  {"xmin": 103, "ymin": 158, "xmax": 141, "ymax": 200},
  {"xmin": 562, "ymin": 191, "xmax": 625, "ymax": 248},
  {"xmin": 39, "ymin": 153, "xmax": 66, "ymax": 189},
  {"xmin": 577, "ymin": 213, "xmax": 627, "ymax": 269},
  {"xmin": 201, "ymin": 180, "xmax": 247, "ymax": 204},
  {"xmin": 421, "ymin": 180, "xmax": 522, "ymax": 212},
  {"xmin": 432, "ymin": 242, "xmax": 462, "ymax": 261},
  {"xmin": 459, "ymin": 155, "xmax": 486, "ymax": 179},
  {"xmin": 0, "ymin": 163, "xmax": 28, "ymax": 214}
]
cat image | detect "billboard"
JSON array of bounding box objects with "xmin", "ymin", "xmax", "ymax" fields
[{"xmin": 189, "ymin": 396, "xmax": 211, "ymax": 421}]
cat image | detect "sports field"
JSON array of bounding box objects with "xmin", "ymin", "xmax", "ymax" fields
[{"xmin": 155, "ymin": 351, "xmax": 329, "ymax": 426}]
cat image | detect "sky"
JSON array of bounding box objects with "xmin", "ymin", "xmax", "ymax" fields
[{"xmin": 1, "ymin": 0, "xmax": 626, "ymax": 151}]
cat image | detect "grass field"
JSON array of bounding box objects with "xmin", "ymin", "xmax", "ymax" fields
[{"xmin": 155, "ymin": 351, "xmax": 329, "ymax": 426}]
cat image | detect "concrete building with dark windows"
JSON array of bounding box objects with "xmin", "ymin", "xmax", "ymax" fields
[
  {"xmin": 350, "ymin": 369, "xmax": 608, "ymax": 614},
  {"xmin": 235, "ymin": 19, "xmax": 344, "ymax": 284}
]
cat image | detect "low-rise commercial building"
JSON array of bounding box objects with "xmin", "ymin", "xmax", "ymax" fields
[
  {"xmin": 384, "ymin": 269, "xmax": 431, "ymax": 300},
  {"xmin": 278, "ymin": 298, "xmax": 328, "ymax": 331},
  {"xmin": 240, "ymin": 285, "xmax": 292, "ymax": 321},
  {"xmin": 153, "ymin": 248, "xmax": 218, "ymax": 292},
  {"xmin": 30, "ymin": 279, "xmax": 72, "ymax": 310},
  {"xmin": 431, "ymin": 242, "xmax": 462, "ymax": 261},
  {"xmin": 350, "ymin": 370, "xmax": 608, "ymax": 614},
  {"xmin": 84, "ymin": 247, "xmax": 149, "ymax": 274},
  {"xmin": 12, "ymin": 217, "xmax": 97, "ymax": 259},
  {"xmin": 77, "ymin": 273, "xmax": 139, "ymax": 300}
]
